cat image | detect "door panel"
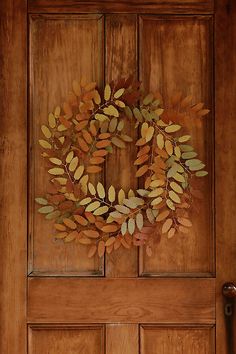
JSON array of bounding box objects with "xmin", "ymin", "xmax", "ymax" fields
[
  {"xmin": 28, "ymin": 325, "xmax": 104, "ymax": 354},
  {"xmin": 140, "ymin": 326, "xmax": 215, "ymax": 354},
  {"xmin": 139, "ymin": 15, "xmax": 214, "ymax": 275},
  {"xmin": 29, "ymin": 14, "xmax": 104, "ymax": 275}
]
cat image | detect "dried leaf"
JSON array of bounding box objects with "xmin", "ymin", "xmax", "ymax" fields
[
  {"xmin": 156, "ymin": 210, "xmax": 170, "ymax": 222},
  {"xmin": 170, "ymin": 181, "xmax": 183, "ymax": 194},
  {"xmin": 108, "ymin": 185, "xmax": 116, "ymax": 203},
  {"xmin": 102, "ymin": 224, "xmax": 119, "ymax": 233},
  {"xmin": 168, "ymin": 228, "xmax": 176, "ymax": 239},
  {"xmin": 103, "ymin": 105, "xmax": 119, "ymax": 117},
  {"xmin": 98, "ymin": 240, "xmax": 105, "ymax": 257},
  {"xmin": 48, "ymin": 167, "xmax": 64, "ymax": 176},
  {"xmin": 178, "ymin": 135, "xmax": 191, "ymax": 143},
  {"xmin": 165, "ymin": 124, "xmax": 181, "ymax": 133},
  {"xmin": 96, "ymin": 140, "xmax": 111, "ymax": 149},
  {"xmin": 169, "ymin": 190, "xmax": 181, "ymax": 204},
  {"xmin": 104, "ymin": 84, "xmax": 111, "ymax": 101},
  {"xmin": 177, "ymin": 217, "xmax": 192, "ymax": 227},
  {"xmin": 156, "ymin": 134, "xmax": 164, "ymax": 149},
  {"xmin": 66, "ymin": 151, "xmax": 74, "ymax": 164},
  {"xmin": 69, "ymin": 157, "xmax": 78, "ymax": 172},
  {"xmin": 88, "ymin": 244, "xmax": 97, "ymax": 258},
  {"xmin": 136, "ymin": 213, "xmax": 143, "ymax": 231},
  {"xmin": 165, "ymin": 140, "xmax": 173, "ymax": 156},
  {"xmin": 93, "ymin": 206, "xmax": 109, "ymax": 215},
  {"xmin": 35, "ymin": 197, "xmax": 48, "ymax": 205},
  {"xmin": 78, "ymin": 137, "xmax": 89, "ymax": 152},
  {"xmin": 38, "ymin": 205, "xmax": 54, "ymax": 214},
  {"xmin": 39, "ymin": 140, "xmax": 52, "ymax": 149},
  {"xmin": 118, "ymin": 189, "xmax": 125, "ymax": 204},
  {"xmin": 83, "ymin": 229, "xmax": 100, "ymax": 238},
  {"xmin": 135, "ymin": 164, "xmax": 149, "ymax": 177},
  {"xmin": 97, "ymin": 182, "xmax": 105, "ymax": 198},
  {"xmin": 195, "ymin": 170, "xmax": 208, "ymax": 177},
  {"xmin": 145, "ymin": 126, "xmax": 154, "ymax": 142},
  {"xmin": 162, "ymin": 218, "xmax": 173, "ymax": 234},
  {"xmin": 115, "ymin": 204, "xmax": 130, "ymax": 214},
  {"xmin": 87, "ymin": 165, "xmax": 102, "ymax": 174},
  {"xmin": 48, "ymin": 113, "xmax": 56, "ymax": 128},
  {"xmin": 128, "ymin": 218, "xmax": 135, "ymax": 235},
  {"xmin": 74, "ymin": 215, "xmax": 88, "ymax": 226},
  {"xmin": 114, "ymin": 88, "xmax": 125, "ymax": 99},
  {"xmin": 111, "ymin": 137, "xmax": 125, "ymax": 148},
  {"xmin": 80, "ymin": 197, "xmax": 92, "ymax": 205},
  {"xmin": 85, "ymin": 201, "xmax": 100, "ymax": 212}
]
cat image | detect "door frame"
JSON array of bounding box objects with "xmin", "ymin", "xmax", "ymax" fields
[{"xmin": 0, "ymin": 0, "xmax": 235, "ymax": 353}]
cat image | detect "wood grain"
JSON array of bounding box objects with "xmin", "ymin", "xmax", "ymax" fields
[
  {"xmin": 29, "ymin": 14, "xmax": 104, "ymax": 275},
  {"xmin": 215, "ymin": 1, "xmax": 236, "ymax": 353},
  {"xmin": 28, "ymin": 278, "xmax": 215, "ymax": 323},
  {"xmin": 28, "ymin": 0, "xmax": 214, "ymax": 14},
  {"xmin": 0, "ymin": 0, "xmax": 27, "ymax": 353},
  {"xmin": 28, "ymin": 325, "xmax": 104, "ymax": 354},
  {"xmin": 139, "ymin": 15, "xmax": 214, "ymax": 276},
  {"xmin": 106, "ymin": 324, "xmax": 138, "ymax": 354},
  {"xmin": 105, "ymin": 14, "xmax": 138, "ymax": 277},
  {"xmin": 140, "ymin": 326, "xmax": 215, "ymax": 354}
]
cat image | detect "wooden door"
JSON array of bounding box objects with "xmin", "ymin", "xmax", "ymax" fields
[{"xmin": 1, "ymin": 0, "xmax": 236, "ymax": 353}]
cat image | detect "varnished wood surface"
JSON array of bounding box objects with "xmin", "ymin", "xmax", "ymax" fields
[
  {"xmin": 29, "ymin": 14, "xmax": 104, "ymax": 275},
  {"xmin": 28, "ymin": 278, "xmax": 215, "ymax": 323},
  {"xmin": 139, "ymin": 15, "xmax": 214, "ymax": 275},
  {"xmin": 106, "ymin": 324, "xmax": 139, "ymax": 354},
  {"xmin": 215, "ymin": 1, "xmax": 236, "ymax": 353},
  {"xmin": 140, "ymin": 325, "xmax": 215, "ymax": 354},
  {"xmin": 28, "ymin": 0, "xmax": 214, "ymax": 14},
  {"xmin": 28, "ymin": 325, "xmax": 104, "ymax": 354},
  {"xmin": 105, "ymin": 14, "xmax": 138, "ymax": 277},
  {"xmin": 0, "ymin": 0, "xmax": 27, "ymax": 353}
]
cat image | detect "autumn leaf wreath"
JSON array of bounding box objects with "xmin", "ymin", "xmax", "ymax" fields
[{"xmin": 35, "ymin": 76, "xmax": 209, "ymax": 258}]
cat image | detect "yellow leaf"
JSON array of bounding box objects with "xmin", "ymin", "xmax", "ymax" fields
[
  {"xmin": 49, "ymin": 157, "xmax": 62, "ymax": 166},
  {"xmin": 165, "ymin": 124, "xmax": 181, "ymax": 133},
  {"xmin": 88, "ymin": 182, "xmax": 96, "ymax": 195},
  {"xmin": 94, "ymin": 90, "xmax": 101, "ymax": 105},
  {"xmin": 108, "ymin": 185, "xmax": 116, "ymax": 203},
  {"xmin": 39, "ymin": 140, "xmax": 52, "ymax": 149},
  {"xmin": 48, "ymin": 113, "xmax": 56, "ymax": 128},
  {"xmin": 93, "ymin": 206, "xmax": 109, "ymax": 215},
  {"xmin": 170, "ymin": 181, "xmax": 183, "ymax": 194},
  {"xmin": 80, "ymin": 197, "xmax": 92, "ymax": 205},
  {"xmin": 88, "ymin": 245, "xmax": 97, "ymax": 258},
  {"xmin": 166, "ymin": 198, "xmax": 175, "ymax": 210},
  {"xmin": 145, "ymin": 126, "xmax": 154, "ymax": 142},
  {"xmin": 54, "ymin": 106, "xmax": 61, "ymax": 118},
  {"xmin": 95, "ymin": 113, "xmax": 108, "ymax": 122},
  {"xmin": 103, "ymin": 105, "xmax": 119, "ymax": 117},
  {"xmin": 74, "ymin": 165, "xmax": 84, "ymax": 180},
  {"xmin": 118, "ymin": 189, "xmax": 125, "ymax": 204},
  {"xmin": 148, "ymin": 188, "xmax": 163, "ymax": 198},
  {"xmin": 66, "ymin": 151, "xmax": 74, "ymax": 164},
  {"xmin": 85, "ymin": 201, "xmax": 100, "ymax": 212},
  {"xmin": 97, "ymin": 182, "xmax": 105, "ymax": 199},
  {"xmin": 48, "ymin": 167, "xmax": 64, "ymax": 175},
  {"xmin": 114, "ymin": 88, "xmax": 125, "ymax": 99},
  {"xmin": 151, "ymin": 196, "xmax": 163, "ymax": 206},
  {"xmin": 178, "ymin": 135, "xmax": 191, "ymax": 143},
  {"xmin": 169, "ymin": 190, "xmax": 181, "ymax": 203},
  {"xmin": 174, "ymin": 146, "xmax": 181, "ymax": 159},
  {"xmin": 98, "ymin": 240, "xmax": 105, "ymax": 257},
  {"xmin": 156, "ymin": 134, "xmax": 164, "ymax": 149},
  {"xmin": 69, "ymin": 157, "xmax": 78, "ymax": 172},
  {"xmin": 41, "ymin": 125, "xmax": 52, "ymax": 138},
  {"xmin": 155, "ymin": 108, "xmax": 164, "ymax": 116},
  {"xmin": 104, "ymin": 84, "xmax": 111, "ymax": 101}
]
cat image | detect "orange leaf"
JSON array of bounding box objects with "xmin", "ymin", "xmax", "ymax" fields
[
  {"xmin": 101, "ymin": 224, "xmax": 119, "ymax": 233},
  {"xmin": 87, "ymin": 165, "xmax": 102, "ymax": 174},
  {"xmin": 98, "ymin": 240, "xmax": 105, "ymax": 257},
  {"xmin": 63, "ymin": 218, "xmax": 77, "ymax": 230},
  {"xmin": 137, "ymin": 145, "xmax": 150, "ymax": 157},
  {"xmin": 78, "ymin": 137, "xmax": 89, "ymax": 152},
  {"xmin": 135, "ymin": 164, "xmax": 149, "ymax": 177},
  {"xmin": 92, "ymin": 149, "xmax": 108, "ymax": 157},
  {"xmin": 98, "ymin": 133, "xmax": 111, "ymax": 139},
  {"xmin": 74, "ymin": 215, "xmax": 88, "ymax": 226},
  {"xmin": 89, "ymin": 157, "xmax": 105, "ymax": 165},
  {"xmin": 136, "ymin": 137, "xmax": 146, "ymax": 146},
  {"xmin": 88, "ymin": 244, "xmax": 97, "ymax": 258},
  {"xmin": 84, "ymin": 212, "xmax": 96, "ymax": 223},
  {"xmin": 75, "ymin": 120, "xmax": 88, "ymax": 132},
  {"xmin": 134, "ymin": 154, "xmax": 149, "ymax": 165},
  {"xmin": 83, "ymin": 229, "xmax": 100, "ymax": 238},
  {"xmin": 96, "ymin": 140, "xmax": 111, "ymax": 148},
  {"xmin": 82, "ymin": 130, "xmax": 93, "ymax": 144}
]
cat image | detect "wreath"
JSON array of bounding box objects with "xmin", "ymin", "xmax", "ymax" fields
[{"xmin": 35, "ymin": 76, "xmax": 209, "ymax": 258}]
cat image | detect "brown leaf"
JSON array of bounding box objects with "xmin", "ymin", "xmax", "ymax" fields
[
  {"xmin": 78, "ymin": 137, "xmax": 89, "ymax": 152},
  {"xmin": 134, "ymin": 154, "xmax": 149, "ymax": 165},
  {"xmin": 98, "ymin": 240, "xmax": 105, "ymax": 257},
  {"xmin": 63, "ymin": 218, "xmax": 77, "ymax": 230},
  {"xmin": 102, "ymin": 224, "xmax": 119, "ymax": 233},
  {"xmin": 82, "ymin": 130, "xmax": 93, "ymax": 144},
  {"xmin": 96, "ymin": 140, "xmax": 111, "ymax": 149},
  {"xmin": 135, "ymin": 164, "xmax": 149, "ymax": 177},
  {"xmin": 74, "ymin": 215, "xmax": 88, "ymax": 226},
  {"xmin": 58, "ymin": 200, "xmax": 74, "ymax": 211},
  {"xmin": 87, "ymin": 165, "xmax": 102, "ymax": 174},
  {"xmin": 92, "ymin": 149, "xmax": 108, "ymax": 157},
  {"xmin": 89, "ymin": 157, "xmax": 105, "ymax": 165},
  {"xmin": 84, "ymin": 212, "xmax": 96, "ymax": 223},
  {"xmin": 88, "ymin": 244, "xmax": 97, "ymax": 258},
  {"xmin": 98, "ymin": 133, "xmax": 111, "ymax": 139},
  {"xmin": 83, "ymin": 229, "xmax": 100, "ymax": 238},
  {"xmin": 137, "ymin": 145, "xmax": 150, "ymax": 157}
]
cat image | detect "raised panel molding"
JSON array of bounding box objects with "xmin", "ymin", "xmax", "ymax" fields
[
  {"xmin": 28, "ymin": 325, "xmax": 104, "ymax": 354},
  {"xmin": 140, "ymin": 325, "xmax": 215, "ymax": 354}
]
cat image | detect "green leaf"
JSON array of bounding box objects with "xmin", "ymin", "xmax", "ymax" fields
[
  {"xmin": 35, "ymin": 197, "xmax": 48, "ymax": 205},
  {"xmin": 195, "ymin": 170, "xmax": 208, "ymax": 177},
  {"xmin": 38, "ymin": 206, "xmax": 54, "ymax": 214},
  {"xmin": 143, "ymin": 93, "xmax": 154, "ymax": 105},
  {"xmin": 182, "ymin": 152, "xmax": 198, "ymax": 159}
]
